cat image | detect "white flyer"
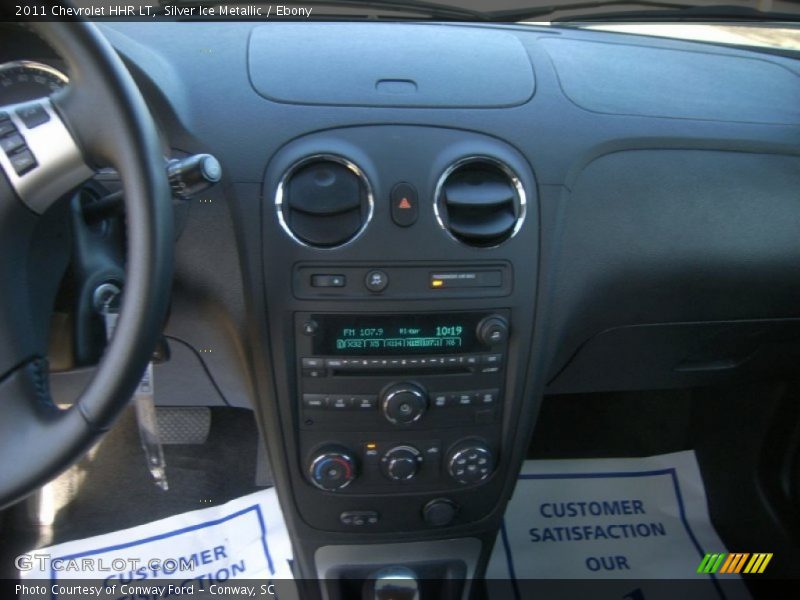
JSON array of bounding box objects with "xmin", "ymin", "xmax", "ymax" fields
[
  {"xmin": 18, "ymin": 489, "xmax": 296, "ymax": 599},
  {"xmin": 487, "ymin": 451, "xmax": 751, "ymax": 599}
]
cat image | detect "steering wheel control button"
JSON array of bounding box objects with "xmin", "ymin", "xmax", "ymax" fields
[
  {"xmin": 390, "ymin": 182, "xmax": 419, "ymax": 227},
  {"xmin": 423, "ymin": 499, "xmax": 459, "ymax": 527},
  {"xmin": 476, "ymin": 314, "xmax": 510, "ymax": 346},
  {"xmin": 308, "ymin": 447, "xmax": 357, "ymax": 491},
  {"xmin": 16, "ymin": 103, "xmax": 50, "ymax": 129},
  {"xmin": 381, "ymin": 445, "xmax": 424, "ymax": 481},
  {"xmin": 0, "ymin": 115, "xmax": 16, "ymax": 137},
  {"xmin": 365, "ymin": 269, "xmax": 389, "ymax": 293},
  {"xmin": 311, "ymin": 274, "xmax": 346, "ymax": 288},
  {"xmin": 340, "ymin": 511, "xmax": 379, "ymax": 527},
  {"xmin": 447, "ymin": 442, "xmax": 494, "ymax": 485},
  {"xmin": 381, "ymin": 383, "xmax": 428, "ymax": 425},
  {"xmin": 0, "ymin": 133, "xmax": 24, "ymax": 154},
  {"xmin": 9, "ymin": 148, "xmax": 36, "ymax": 176}
]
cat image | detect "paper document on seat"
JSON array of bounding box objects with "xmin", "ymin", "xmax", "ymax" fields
[{"xmin": 487, "ymin": 450, "xmax": 751, "ymax": 599}]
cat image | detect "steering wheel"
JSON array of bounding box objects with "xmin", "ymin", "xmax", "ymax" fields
[{"xmin": 0, "ymin": 22, "xmax": 173, "ymax": 508}]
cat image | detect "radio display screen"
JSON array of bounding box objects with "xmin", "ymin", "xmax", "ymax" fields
[{"xmin": 311, "ymin": 313, "xmax": 489, "ymax": 355}]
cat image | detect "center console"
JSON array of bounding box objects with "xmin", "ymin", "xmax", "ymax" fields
[{"xmin": 257, "ymin": 125, "xmax": 540, "ymax": 586}]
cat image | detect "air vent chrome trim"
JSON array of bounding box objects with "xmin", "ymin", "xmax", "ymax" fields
[
  {"xmin": 433, "ymin": 156, "xmax": 527, "ymax": 249},
  {"xmin": 275, "ymin": 154, "xmax": 374, "ymax": 249}
]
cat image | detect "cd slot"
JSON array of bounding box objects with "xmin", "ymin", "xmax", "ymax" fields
[{"xmin": 331, "ymin": 366, "xmax": 471, "ymax": 377}]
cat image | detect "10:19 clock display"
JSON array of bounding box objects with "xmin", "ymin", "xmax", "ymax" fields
[{"xmin": 311, "ymin": 313, "xmax": 488, "ymax": 355}]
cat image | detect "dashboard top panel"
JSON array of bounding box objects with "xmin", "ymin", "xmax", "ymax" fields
[{"xmin": 248, "ymin": 23, "xmax": 535, "ymax": 108}]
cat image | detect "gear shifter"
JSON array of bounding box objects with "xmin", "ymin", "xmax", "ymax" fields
[{"xmin": 363, "ymin": 566, "xmax": 420, "ymax": 600}]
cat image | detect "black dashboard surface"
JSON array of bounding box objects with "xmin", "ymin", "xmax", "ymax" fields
[{"xmin": 96, "ymin": 20, "xmax": 800, "ymax": 395}]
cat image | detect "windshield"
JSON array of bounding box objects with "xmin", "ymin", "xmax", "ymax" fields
[{"xmin": 578, "ymin": 23, "xmax": 800, "ymax": 51}]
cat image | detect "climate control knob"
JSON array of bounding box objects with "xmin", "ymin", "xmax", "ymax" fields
[
  {"xmin": 380, "ymin": 383, "xmax": 428, "ymax": 425},
  {"xmin": 381, "ymin": 445, "xmax": 423, "ymax": 481},
  {"xmin": 447, "ymin": 441, "xmax": 494, "ymax": 485},
  {"xmin": 308, "ymin": 447, "xmax": 357, "ymax": 491},
  {"xmin": 476, "ymin": 314, "xmax": 509, "ymax": 346}
]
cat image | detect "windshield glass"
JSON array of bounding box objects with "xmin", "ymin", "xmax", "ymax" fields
[{"xmin": 580, "ymin": 23, "xmax": 800, "ymax": 51}]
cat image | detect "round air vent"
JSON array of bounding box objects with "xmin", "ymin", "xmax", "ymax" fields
[
  {"xmin": 276, "ymin": 155, "xmax": 373, "ymax": 248},
  {"xmin": 435, "ymin": 157, "xmax": 526, "ymax": 247}
]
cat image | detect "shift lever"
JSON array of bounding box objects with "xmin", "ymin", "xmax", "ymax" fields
[{"xmin": 364, "ymin": 566, "xmax": 420, "ymax": 600}]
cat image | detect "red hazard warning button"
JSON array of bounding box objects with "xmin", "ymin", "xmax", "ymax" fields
[{"xmin": 390, "ymin": 182, "xmax": 418, "ymax": 227}]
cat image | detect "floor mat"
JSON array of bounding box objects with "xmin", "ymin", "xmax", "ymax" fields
[
  {"xmin": 0, "ymin": 407, "xmax": 261, "ymax": 580},
  {"xmin": 487, "ymin": 450, "xmax": 752, "ymax": 598}
]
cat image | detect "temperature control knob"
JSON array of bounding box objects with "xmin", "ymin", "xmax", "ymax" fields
[
  {"xmin": 476, "ymin": 314, "xmax": 509, "ymax": 346},
  {"xmin": 380, "ymin": 383, "xmax": 428, "ymax": 425},
  {"xmin": 447, "ymin": 441, "xmax": 494, "ymax": 485},
  {"xmin": 381, "ymin": 445, "xmax": 424, "ymax": 481},
  {"xmin": 308, "ymin": 447, "xmax": 357, "ymax": 491}
]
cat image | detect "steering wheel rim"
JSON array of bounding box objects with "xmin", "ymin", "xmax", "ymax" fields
[{"xmin": 0, "ymin": 21, "xmax": 173, "ymax": 508}]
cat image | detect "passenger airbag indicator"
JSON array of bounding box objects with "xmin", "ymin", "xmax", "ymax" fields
[{"xmin": 430, "ymin": 270, "xmax": 502, "ymax": 289}]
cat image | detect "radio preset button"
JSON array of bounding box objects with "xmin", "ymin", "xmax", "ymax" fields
[
  {"xmin": 302, "ymin": 357, "xmax": 324, "ymax": 368},
  {"xmin": 432, "ymin": 393, "xmax": 449, "ymax": 408},
  {"xmin": 476, "ymin": 389, "xmax": 499, "ymax": 405},
  {"xmin": 302, "ymin": 394, "xmax": 329, "ymax": 409},
  {"xmin": 456, "ymin": 393, "xmax": 473, "ymax": 406},
  {"xmin": 330, "ymin": 396, "xmax": 352, "ymax": 410},
  {"xmin": 354, "ymin": 395, "xmax": 377, "ymax": 410}
]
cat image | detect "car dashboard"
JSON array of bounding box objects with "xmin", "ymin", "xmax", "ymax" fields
[{"xmin": 3, "ymin": 18, "xmax": 800, "ymax": 591}]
